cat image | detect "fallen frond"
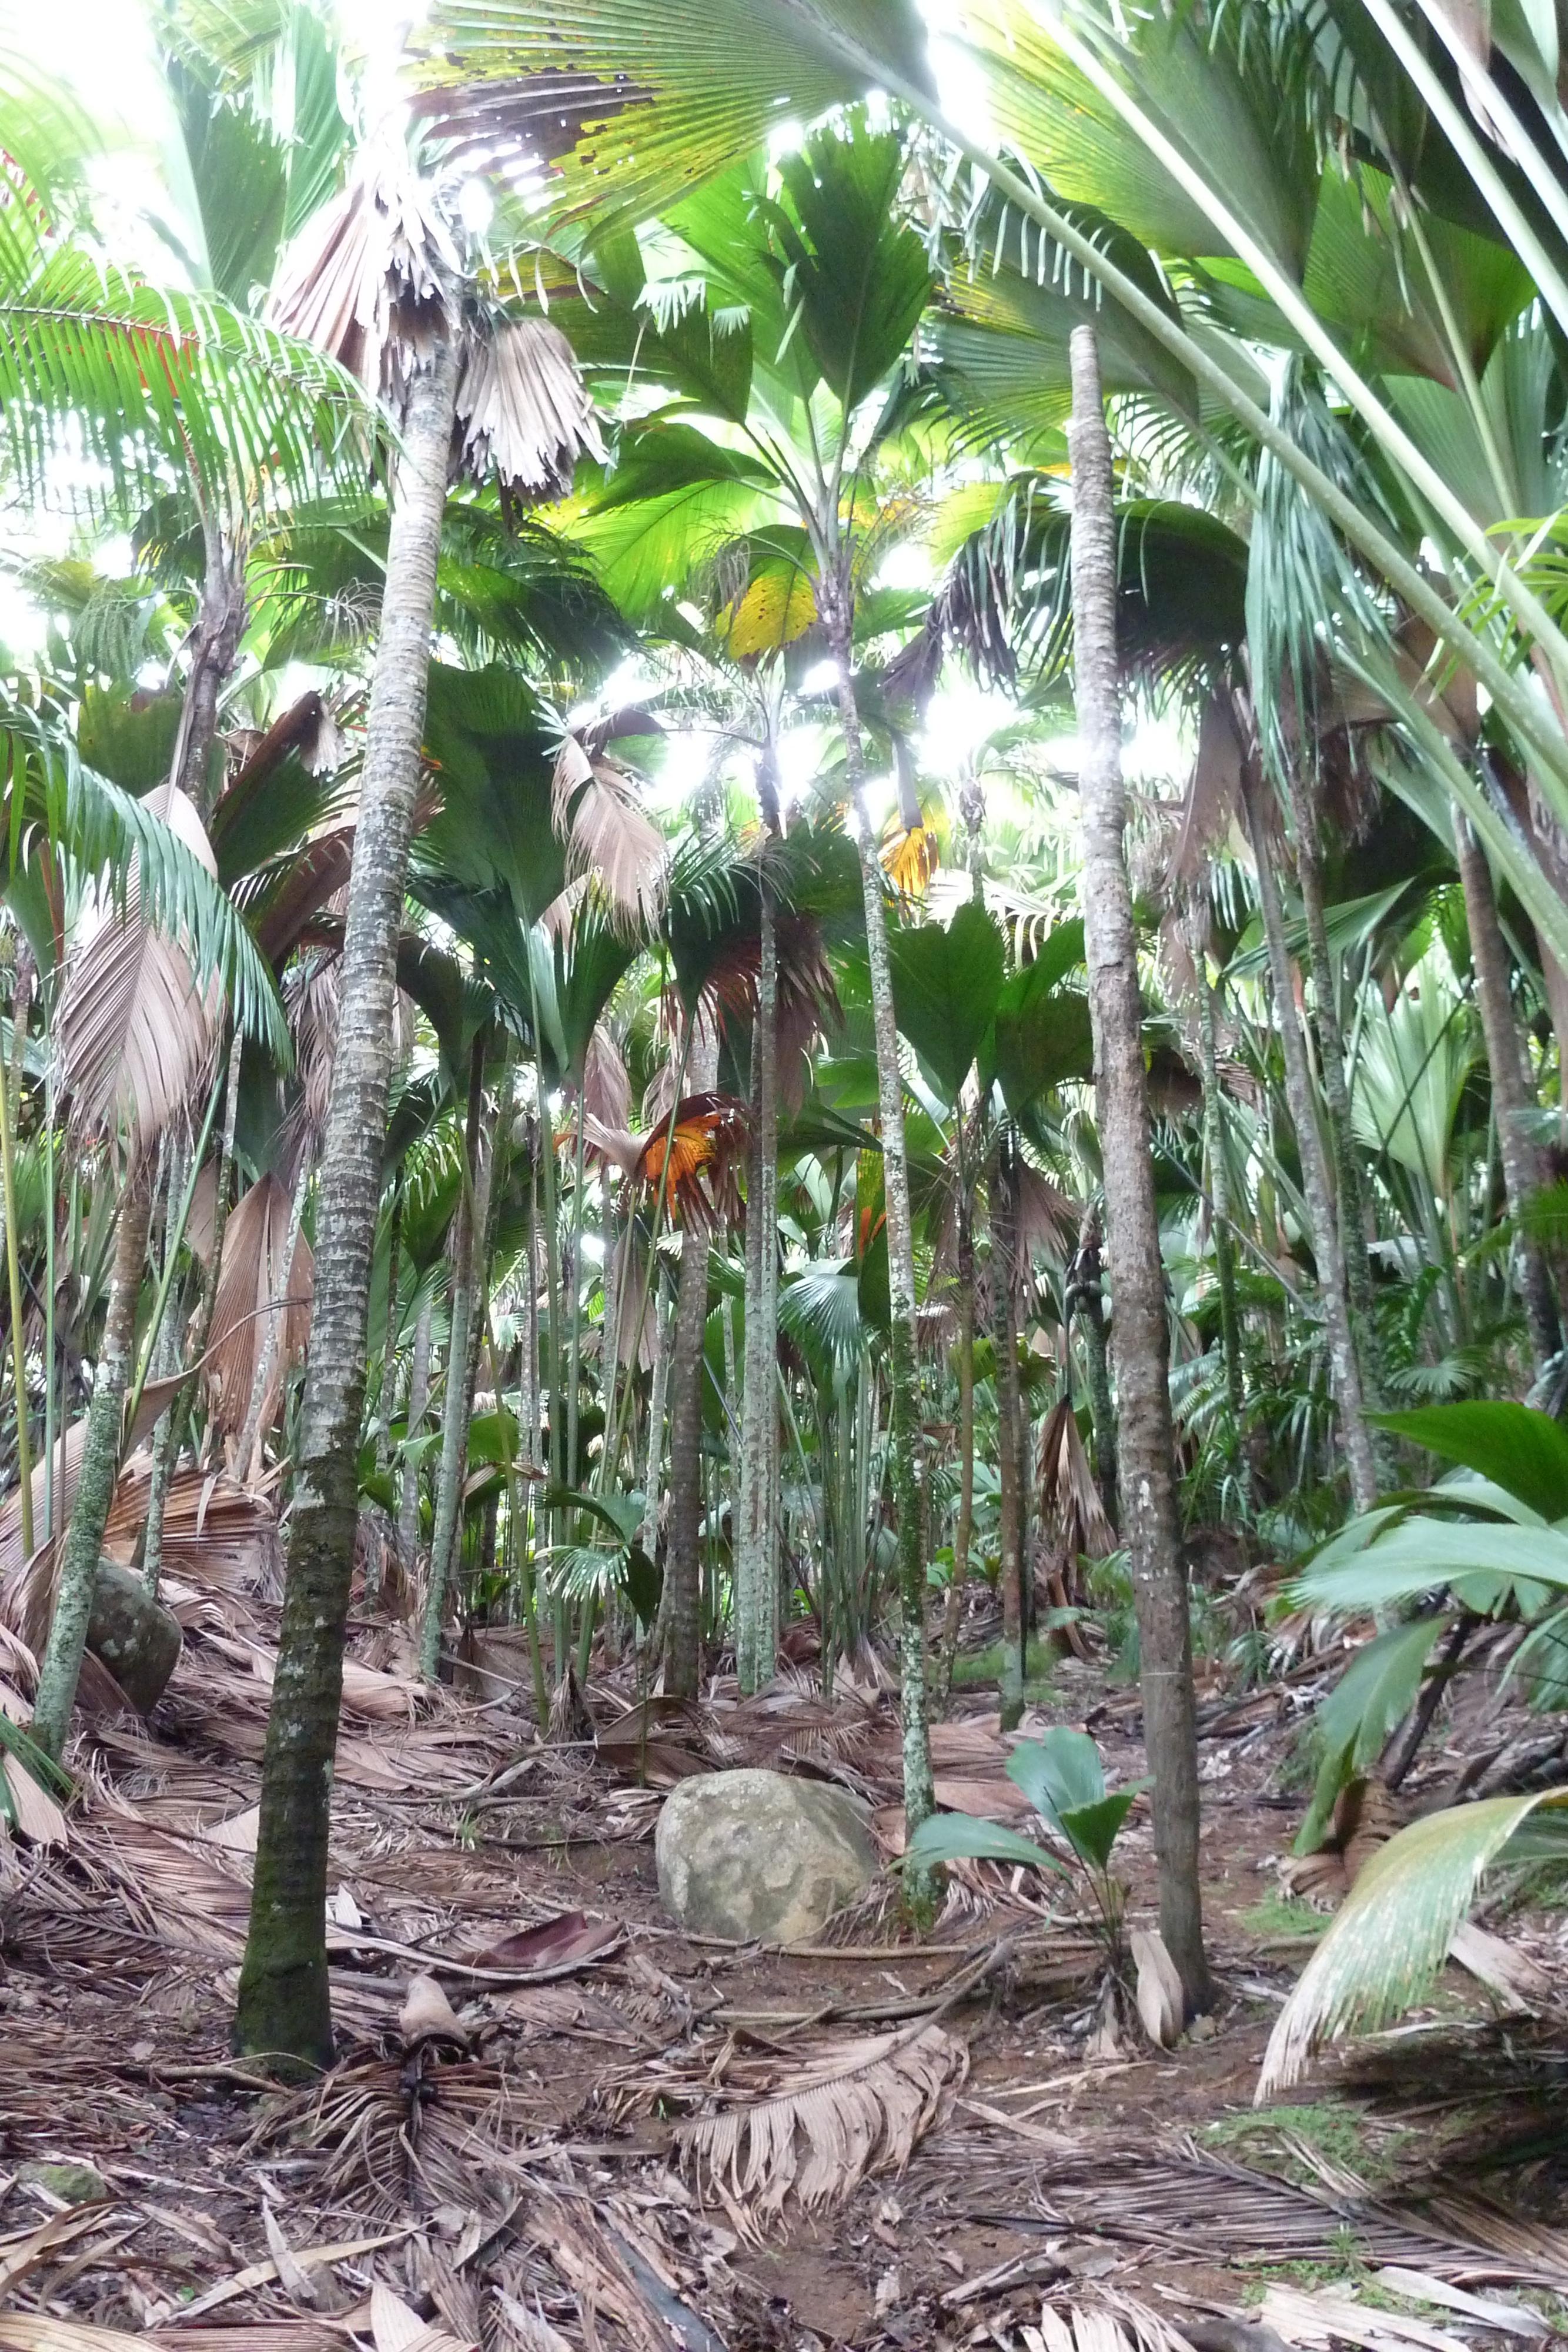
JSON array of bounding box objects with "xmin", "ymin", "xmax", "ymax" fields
[
  {"xmin": 1258, "ymin": 1791, "xmax": 1568, "ymax": 2099},
  {"xmin": 677, "ymin": 2022, "xmax": 967, "ymax": 2222}
]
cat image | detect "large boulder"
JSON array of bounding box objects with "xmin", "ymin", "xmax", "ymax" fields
[
  {"xmin": 655, "ymin": 1768, "xmax": 877, "ymax": 1944},
  {"xmin": 86, "ymin": 1562, "xmax": 182, "ymax": 1715}
]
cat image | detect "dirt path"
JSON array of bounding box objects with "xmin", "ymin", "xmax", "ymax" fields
[{"xmin": 3, "ymin": 1602, "xmax": 1568, "ymax": 2352}]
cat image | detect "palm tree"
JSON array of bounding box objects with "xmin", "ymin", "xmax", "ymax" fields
[
  {"xmin": 1068, "ymin": 326, "xmax": 1209, "ymax": 2012},
  {"xmin": 233, "ymin": 112, "xmax": 601, "ymax": 2065}
]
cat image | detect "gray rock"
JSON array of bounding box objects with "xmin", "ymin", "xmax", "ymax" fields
[
  {"xmin": 655, "ymin": 1768, "xmax": 877, "ymax": 1944},
  {"xmin": 86, "ymin": 1562, "xmax": 182, "ymax": 1715}
]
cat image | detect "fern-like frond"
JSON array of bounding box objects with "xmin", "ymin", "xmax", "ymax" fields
[{"xmin": 1258, "ymin": 1792, "xmax": 1568, "ymax": 2097}]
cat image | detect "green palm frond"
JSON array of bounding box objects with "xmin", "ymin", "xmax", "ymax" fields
[
  {"xmin": 2, "ymin": 693, "xmax": 287, "ymax": 1060},
  {"xmin": 1258, "ymin": 1791, "xmax": 1568, "ymax": 2096},
  {"xmin": 0, "ymin": 244, "xmax": 373, "ymax": 520},
  {"xmin": 412, "ymin": 0, "xmax": 932, "ymax": 240},
  {"xmin": 779, "ymin": 1258, "xmax": 867, "ymax": 1375}
]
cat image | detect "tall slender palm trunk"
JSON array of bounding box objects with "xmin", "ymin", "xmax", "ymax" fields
[
  {"xmin": 663, "ymin": 1023, "xmax": 717, "ymax": 1699},
  {"xmin": 1239, "ymin": 763, "xmax": 1380, "ymax": 1513},
  {"xmin": 235, "ymin": 332, "xmax": 462, "ymax": 2069},
  {"xmin": 1292, "ymin": 776, "xmax": 1385, "ymax": 1412},
  {"xmin": 821, "ymin": 576, "xmax": 935, "ymax": 1855},
  {"xmin": 32, "ymin": 1162, "xmax": 153, "ymax": 1758},
  {"xmin": 1454, "ymin": 817, "xmax": 1562, "ymax": 1372},
  {"xmin": 422, "ymin": 1036, "xmax": 487, "ymax": 1681},
  {"xmin": 736, "ymin": 898, "xmax": 780, "ymax": 1693},
  {"xmin": 1194, "ymin": 968, "xmax": 1245, "ymax": 1428},
  {"xmin": 399, "ymin": 1294, "xmax": 433, "ymax": 1568},
  {"xmin": 991, "ymin": 1141, "xmax": 1025, "ymax": 1728},
  {"xmin": 938, "ymin": 1184, "xmax": 976, "ymax": 1694},
  {"xmin": 172, "ymin": 506, "xmax": 246, "ymax": 819},
  {"xmin": 1069, "ymin": 327, "xmax": 1210, "ymax": 2013},
  {"xmin": 145, "ymin": 1031, "xmax": 245, "ymax": 1593}
]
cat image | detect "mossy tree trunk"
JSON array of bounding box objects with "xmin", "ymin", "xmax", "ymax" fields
[
  {"xmin": 1069, "ymin": 325, "xmax": 1210, "ymax": 2014},
  {"xmin": 1292, "ymin": 773, "xmax": 1385, "ymax": 1415},
  {"xmin": 422, "ymin": 1033, "xmax": 486, "ymax": 1681},
  {"xmin": 233, "ymin": 332, "xmax": 461, "ymax": 2070},
  {"xmin": 1193, "ymin": 965, "xmax": 1246, "ymax": 1430}
]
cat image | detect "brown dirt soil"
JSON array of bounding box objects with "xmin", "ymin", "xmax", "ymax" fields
[{"xmin": 4, "ymin": 1587, "xmax": 1568, "ymax": 2352}]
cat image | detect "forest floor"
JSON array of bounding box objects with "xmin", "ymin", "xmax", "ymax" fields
[{"xmin": 4, "ymin": 1553, "xmax": 1568, "ymax": 2352}]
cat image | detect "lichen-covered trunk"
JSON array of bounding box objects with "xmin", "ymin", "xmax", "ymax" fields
[
  {"xmin": 991, "ymin": 1145, "xmax": 1025, "ymax": 1730},
  {"xmin": 1194, "ymin": 970, "xmax": 1245, "ymax": 1428},
  {"xmin": 736, "ymin": 898, "xmax": 780, "ymax": 1694},
  {"xmin": 1455, "ymin": 817, "xmax": 1562, "ymax": 1373},
  {"xmin": 1069, "ymin": 326, "xmax": 1209, "ymax": 2014},
  {"xmin": 663, "ymin": 1023, "xmax": 717, "ymax": 1700},
  {"xmin": 1239, "ymin": 763, "xmax": 1379, "ymax": 1514},
  {"xmin": 1293, "ymin": 778, "xmax": 1385, "ymax": 1414},
  {"xmin": 823, "ymin": 585, "xmax": 935, "ymax": 1853},
  {"xmin": 422, "ymin": 1037, "xmax": 486, "ymax": 1681},
  {"xmin": 32, "ymin": 1162, "xmax": 153, "ymax": 1757},
  {"xmin": 233, "ymin": 333, "xmax": 460, "ymax": 2070}
]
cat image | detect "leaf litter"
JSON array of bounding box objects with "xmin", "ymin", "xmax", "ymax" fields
[{"xmin": 3, "ymin": 1552, "xmax": 1568, "ymax": 2347}]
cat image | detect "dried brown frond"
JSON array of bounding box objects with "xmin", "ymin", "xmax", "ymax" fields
[
  {"xmin": 253, "ymin": 827, "xmax": 357, "ymax": 967},
  {"xmin": 55, "ymin": 783, "xmax": 221, "ymax": 1155},
  {"xmin": 268, "ymin": 122, "xmax": 458, "ymax": 408},
  {"xmin": 676, "ymin": 2023, "xmax": 967, "ymax": 2223},
  {"xmin": 282, "ymin": 953, "xmax": 341, "ymax": 1170},
  {"xmin": 580, "ymin": 1023, "xmax": 629, "ymax": 1130},
  {"xmin": 1036, "ymin": 1396, "xmax": 1115, "ymax": 1562},
  {"xmin": 454, "ymin": 319, "xmax": 605, "ymax": 503},
  {"xmin": 206, "ymin": 1173, "xmax": 313, "ymax": 1439},
  {"xmin": 550, "ymin": 736, "xmax": 667, "ymax": 938}
]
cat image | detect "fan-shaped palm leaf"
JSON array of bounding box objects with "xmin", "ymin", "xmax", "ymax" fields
[
  {"xmin": 412, "ymin": 0, "xmax": 932, "ymax": 239},
  {"xmin": 778, "ymin": 1258, "xmax": 867, "ymax": 1377}
]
